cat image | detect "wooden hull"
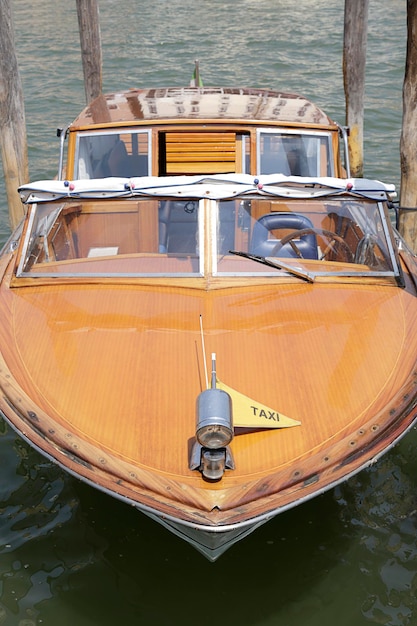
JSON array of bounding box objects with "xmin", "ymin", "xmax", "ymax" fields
[
  {"xmin": 1, "ymin": 81, "xmax": 414, "ymax": 556},
  {"xmin": 1, "ymin": 246, "xmax": 417, "ymax": 558}
]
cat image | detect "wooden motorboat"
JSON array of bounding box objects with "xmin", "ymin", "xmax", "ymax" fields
[{"xmin": 1, "ymin": 86, "xmax": 417, "ymax": 560}]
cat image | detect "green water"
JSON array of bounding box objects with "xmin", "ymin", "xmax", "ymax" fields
[{"xmin": 1, "ymin": 1, "xmax": 416, "ymax": 624}]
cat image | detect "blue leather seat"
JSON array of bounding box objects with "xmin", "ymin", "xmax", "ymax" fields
[
  {"xmin": 158, "ymin": 201, "xmax": 171, "ymax": 253},
  {"xmin": 158, "ymin": 201, "xmax": 198, "ymax": 253},
  {"xmin": 250, "ymin": 213, "xmax": 318, "ymax": 259}
]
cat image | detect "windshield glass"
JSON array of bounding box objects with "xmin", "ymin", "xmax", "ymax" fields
[
  {"xmin": 16, "ymin": 193, "xmax": 399, "ymax": 282},
  {"xmin": 214, "ymin": 197, "xmax": 399, "ymax": 278},
  {"xmin": 17, "ymin": 198, "xmax": 203, "ymax": 277}
]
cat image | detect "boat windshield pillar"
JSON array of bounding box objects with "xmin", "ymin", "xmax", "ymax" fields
[
  {"xmin": 338, "ymin": 123, "xmax": 351, "ymax": 178},
  {"xmin": 57, "ymin": 125, "xmax": 70, "ymax": 181}
]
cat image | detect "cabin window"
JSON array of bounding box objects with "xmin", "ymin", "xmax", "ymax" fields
[
  {"xmin": 74, "ymin": 130, "xmax": 151, "ymax": 179},
  {"xmin": 257, "ymin": 130, "xmax": 333, "ymax": 177}
]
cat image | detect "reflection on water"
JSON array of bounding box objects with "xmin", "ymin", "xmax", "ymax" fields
[
  {"xmin": 2, "ymin": 421, "xmax": 417, "ymax": 625},
  {"xmin": 0, "ymin": 0, "xmax": 415, "ymax": 624},
  {"xmin": 0, "ymin": 420, "xmax": 417, "ymax": 626},
  {"xmin": 334, "ymin": 445, "xmax": 417, "ymax": 626}
]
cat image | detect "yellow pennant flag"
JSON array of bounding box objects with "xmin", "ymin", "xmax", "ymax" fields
[{"xmin": 216, "ymin": 380, "xmax": 301, "ymax": 429}]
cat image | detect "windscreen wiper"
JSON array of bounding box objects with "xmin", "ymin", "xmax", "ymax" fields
[{"xmin": 229, "ymin": 250, "xmax": 315, "ymax": 283}]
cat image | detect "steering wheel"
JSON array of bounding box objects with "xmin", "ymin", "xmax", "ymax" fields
[
  {"xmin": 271, "ymin": 227, "xmax": 354, "ymax": 262},
  {"xmin": 354, "ymin": 234, "xmax": 390, "ymax": 269}
]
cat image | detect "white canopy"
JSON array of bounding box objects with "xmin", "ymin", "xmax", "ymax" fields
[{"xmin": 18, "ymin": 174, "xmax": 395, "ymax": 204}]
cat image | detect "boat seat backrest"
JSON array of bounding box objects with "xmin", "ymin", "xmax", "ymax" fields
[
  {"xmin": 106, "ymin": 140, "xmax": 130, "ymax": 176},
  {"xmin": 158, "ymin": 201, "xmax": 199, "ymax": 253},
  {"xmin": 250, "ymin": 212, "xmax": 318, "ymax": 259},
  {"xmin": 107, "ymin": 143, "xmax": 149, "ymax": 177},
  {"xmin": 158, "ymin": 201, "xmax": 171, "ymax": 253}
]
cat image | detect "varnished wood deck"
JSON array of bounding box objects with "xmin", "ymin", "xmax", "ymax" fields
[{"xmin": 1, "ymin": 247, "xmax": 417, "ymax": 527}]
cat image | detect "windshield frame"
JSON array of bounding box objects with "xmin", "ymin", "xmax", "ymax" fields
[
  {"xmin": 212, "ymin": 196, "xmax": 403, "ymax": 283},
  {"xmin": 14, "ymin": 176, "xmax": 403, "ymax": 286},
  {"xmin": 15, "ymin": 198, "xmax": 205, "ymax": 279}
]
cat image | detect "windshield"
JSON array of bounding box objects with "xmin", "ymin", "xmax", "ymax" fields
[
  {"xmin": 16, "ymin": 194, "xmax": 400, "ymax": 282},
  {"xmin": 214, "ymin": 197, "xmax": 399, "ymax": 279},
  {"xmin": 17, "ymin": 198, "xmax": 203, "ymax": 277}
]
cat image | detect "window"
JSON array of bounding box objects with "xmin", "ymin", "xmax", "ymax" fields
[
  {"xmin": 17, "ymin": 198, "xmax": 203, "ymax": 278},
  {"xmin": 257, "ymin": 130, "xmax": 333, "ymax": 177},
  {"xmin": 214, "ymin": 196, "xmax": 399, "ymax": 279},
  {"xmin": 74, "ymin": 130, "xmax": 151, "ymax": 179},
  {"xmin": 16, "ymin": 192, "xmax": 400, "ymax": 284}
]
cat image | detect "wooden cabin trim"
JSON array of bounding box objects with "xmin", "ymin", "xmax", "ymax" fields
[
  {"xmin": 9, "ymin": 264, "xmax": 400, "ymax": 289},
  {"xmin": 69, "ymin": 118, "xmax": 340, "ymax": 134},
  {"xmin": 331, "ymin": 130, "xmax": 344, "ymax": 177},
  {"xmin": 66, "ymin": 120, "xmax": 341, "ymax": 179},
  {"xmin": 164, "ymin": 131, "xmax": 237, "ymax": 175},
  {"xmin": 66, "ymin": 133, "xmax": 76, "ymax": 179}
]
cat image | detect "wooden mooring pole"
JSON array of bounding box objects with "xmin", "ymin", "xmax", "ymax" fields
[
  {"xmin": 343, "ymin": 0, "xmax": 369, "ymax": 177},
  {"xmin": 399, "ymin": 0, "xmax": 417, "ymax": 251},
  {"xmin": 0, "ymin": 0, "xmax": 29, "ymax": 229},
  {"xmin": 76, "ymin": 0, "xmax": 102, "ymax": 104}
]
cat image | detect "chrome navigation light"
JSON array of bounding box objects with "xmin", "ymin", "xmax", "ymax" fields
[
  {"xmin": 190, "ymin": 354, "xmax": 234, "ymax": 480},
  {"xmin": 196, "ymin": 387, "xmax": 233, "ymax": 449}
]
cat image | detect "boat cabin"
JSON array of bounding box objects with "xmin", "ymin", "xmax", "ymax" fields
[{"xmin": 60, "ymin": 88, "xmax": 349, "ymax": 181}]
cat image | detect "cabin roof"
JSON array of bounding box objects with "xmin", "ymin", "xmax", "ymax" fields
[{"xmin": 71, "ymin": 87, "xmax": 336, "ymax": 128}]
